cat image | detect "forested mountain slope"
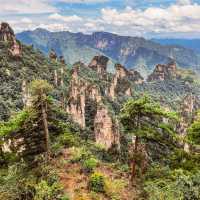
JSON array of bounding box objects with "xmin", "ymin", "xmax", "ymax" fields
[
  {"xmin": 1, "ymin": 23, "xmax": 200, "ymax": 200},
  {"xmin": 17, "ymin": 29, "xmax": 200, "ymax": 75}
]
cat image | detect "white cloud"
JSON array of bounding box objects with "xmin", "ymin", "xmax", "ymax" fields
[
  {"xmin": 57, "ymin": 0, "xmax": 108, "ymax": 3},
  {"xmin": 2, "ymin": 0, "xmax": 200, "ymax": 38},
  {"xmin": 21, "ymin": 18, "xmax": 32, "ymax": 24},
  {"xmin": 176, "ymin": 0, "xmax": 192, "ymax": 5},
  {"xmin": 49, "ymin": 13, "xmax": 83, "ymax": 23},
  {"xmin": 0, "ymin": 0, "xmax": 57, "ymax": 14},
  {"xmin": 100, "ymin": 2, "xmax": 200, "ymax": 36}
]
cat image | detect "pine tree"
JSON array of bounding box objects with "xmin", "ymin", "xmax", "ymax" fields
[
  {"xmin": 120, "ymin": 95, "xmax": 178, "ymax": 181},
  {"xmin": 187, "ymin": 110, "xmax": 200, "ymax": 146},
  {"xmin": 30, "ymin": 80, "xmax": 53, "ymax": 159}
]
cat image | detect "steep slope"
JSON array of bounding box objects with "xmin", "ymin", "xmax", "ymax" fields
[
  {"xmin": 17, "ymin": 29, "xmax": 200, "ymax": 74},
  {"xmin": 1, "ymin": 23, "xmax": 200, "ymax": 200},
  {"xmin": 0, "ymin": 23, "xmax": 69, "ymax": 121}
]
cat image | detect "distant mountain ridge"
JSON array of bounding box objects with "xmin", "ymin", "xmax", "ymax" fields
[
  {"xmin": 152, "ymin": 38, "xmax": 200, "ymax": 53},
  {"xmin": 17, "ymin": 29, "xmax": 200, "ymax": 75}
]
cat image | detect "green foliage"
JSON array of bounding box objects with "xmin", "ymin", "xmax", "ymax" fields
[
  {"xmin": 59, "ymin": 132, "xmax": 79, "ymax": 147},
  {"xmin": 0, "ymin": 110, "xmax": 29, "ymax": 137},
  {"xmin": 145, "ymin": 169, "xmax": 200, "ymax": 200},
  {"xmin": 88, "ymin": 172, "xmax": 105, "ymax": 193},
  {"xmin": 117, "ymin": 164, "xmax": 130, "ymax": 173},
  {"xmin": 82, "ymin": 158, "xmax": 98, "ymax": 173},
  {"xmin": 187, "ymin": 113, "xmax": 200, "ymax": 145},
  {"xmin": 104, "ymin": 178, "xmax": 126, "ymax": 200},
  {"xmin": 0, "ymin": 42, "xmax": 64, "ymax": 121},
  {"xmin": 70, "ymin": 147, "xmax": 92, "ymax": 163},
  {"xmin": 60, "ymin": 194, "xmax": 70, "ymax": 200},
  {"xmin": 0, "ymin": 159, "xmax": 65, "ymax": 200},
  {"xmin": 120, "ymin": 95, "xmax": 177, "ymax": 128},
  {"xmin": 120, "ymin": 95, "xmax": 178, "ymax": 143},
  {"xmin": 0, "ymin": 164, "xmax": 29, "ymax": 200},
  {"xmin": 34, "ymin": 180, "xmax": 63, "ymax": 200},
  {"xmin": 169, "ymin": 149, "xmax": 200, "ymax": 172},
  {"xmin": 30, "ymin": 79, "xmax": 53, "ymax": 97}
]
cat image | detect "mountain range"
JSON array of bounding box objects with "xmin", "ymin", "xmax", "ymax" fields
[
  {"xmin": 152, "ymin": 38, "xmax": 200, "ymax": 53},
  {"xmin": 17, "ymin": 29, "xmax": 200, "ymax": 77}
]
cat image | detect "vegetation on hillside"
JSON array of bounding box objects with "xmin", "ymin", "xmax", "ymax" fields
[{"xmin": 0, "ymin": 35, "xmax": 200, "ymax": 200}]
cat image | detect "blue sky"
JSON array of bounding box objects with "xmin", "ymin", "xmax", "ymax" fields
[{"xmin": 1, "ymin": 0, "xmax": 200, "ymax": 38}]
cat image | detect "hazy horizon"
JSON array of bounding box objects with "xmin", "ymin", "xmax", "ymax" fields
[{"xmin": 1, "ymin": 0, "xmax": 200, "ymax": 39}]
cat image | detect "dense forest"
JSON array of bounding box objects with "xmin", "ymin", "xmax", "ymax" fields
[{"xmin": 0, "ymin": 22, "xmax": 200, "ymax": 200}]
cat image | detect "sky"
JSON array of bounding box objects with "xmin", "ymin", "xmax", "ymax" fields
[{"xmin": 1, "ymin": 0, "xmax": 200, "ymax": 38}]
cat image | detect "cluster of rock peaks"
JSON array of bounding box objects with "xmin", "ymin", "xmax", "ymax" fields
[
  {"xmin": 0, "ymin": 22, "xmax": 22, "ymax": 57},
  {"xmin": 66, "ymin": 55, "xmax": 144, "ymax": 149},
  {"xmin": 88, "ymin": 55, "xmax": 108, "ymax": 77},
  {"xmin": 147, "ymin": 61, "xmax": 178, "ymax": 81}
]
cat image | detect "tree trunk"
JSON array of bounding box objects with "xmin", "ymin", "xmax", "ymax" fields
[
  {"xmin": 41, "ymin": 99, "xmax": 50, "ymax": 159},
  {"xmin": 131, "ymin": 135, "xmax": 139, "ymax": 182}
]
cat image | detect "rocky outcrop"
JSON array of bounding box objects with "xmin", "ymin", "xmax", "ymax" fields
[
  {"xmin": 21, "ymin": 80, "xmax": 31, "ymax": 107},
  {"xmin": 49, "ymin": 49, "xmax": 57, "ymax": 61},
  {"xmin": 109, "ymin": 64, "xmax": 143, "ymax": 99},
  {"xmin": 67, "ymin": 62, "xmax": 120, "ymax": 149},
  {"xmin": 0, "ymin": 22, "xmax": 15, "ymax": 42},
  {"xmin": 67, "ymin": 63, "xmax": 103, "ymax": 127},
  {"xmin": 88, "ymin": 55, "xmax": 108, "ymax": 77},
  {"xmin": 178, "ymin": 94, "xmax": 200, "ymax": 152},
  {"xmin": 147, "ymin": 61, "xmax": 178, "ymax": 81},
  {"xmin": 49, "ymin": 51, "xmax": 66, "ymax": 87},
  {"xmin": 66, "ymin": 66, "xmax": 86, "ymax": 128},
  {"xmin": 129, "ymin": 70, "xmax": 144, "ymax": 84},
  {"xmin": 0, "ymin": 22, "xmax": 22, "ymax": 57},
  {"xmin": 9, "ymin": 39, "xmax": 22, "ymax": 57},
  {"xmin": 94, "ymin": 105, "xmax": 120, "ymax": 150}
]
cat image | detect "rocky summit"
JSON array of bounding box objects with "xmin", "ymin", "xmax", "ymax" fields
[
  {"xmin": 0, "ymin": 22, "xmax": 15, "ymax": 42},
  {"xmin": 147, "ymin": 61, "xmax": 179, "ymax": 81},
  {"xmin": 0, "ymin": 22, "xmax": 22, "ymax": 57}
]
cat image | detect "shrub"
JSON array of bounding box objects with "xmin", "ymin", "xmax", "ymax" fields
[
  {"xmin": 34, "ymin": 180, "xmax": 63, "ymax": 200},
  {"xmin": 144, "ymin": 169, "xmax": 200, "ymax": 200},
  {"xmin": 118, "ymin": 164, "xmax": 130, "ymax": 173},
  {"xmin": 104, "ymin": 179, "xmax": 126, "ymax": 200},
  {"xmin": 82, "ymin": 158, "xmax": 98, "ymax": 173},
  {"xmin": 70, "ymin": 147, "xmax": 92, "ymax": 163},
  {"xmin": 88, "ymin": 172, "xmax": 105, "ymax": 193},
  {"xmin": 60, "ymin": 194, "xmax": 70, "ymax": 200},
  {"xmin": 59, "ymin": 132, "xmax": 79, "ymax": 147},
  {"xmin": 51, "ymin": 142, "xmax": 64, "ymax": 156}
]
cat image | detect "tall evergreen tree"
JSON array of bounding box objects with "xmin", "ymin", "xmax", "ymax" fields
[
  {"xmin": 120, "ymin": 96, "xmax": 178, "ymax": 181},
  {"xmin": 30, "ymin": 80, "xmax": 53, "ymax": 159}
]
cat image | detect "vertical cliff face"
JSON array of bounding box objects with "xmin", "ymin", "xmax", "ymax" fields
[
  {"xmin": 67, "ymin": 58, "xmax": 121, "ymax": 149},
  {"xmin": 109, "ymin": 64, "xmax": 143, "ymax": 99},
  {"xmin": 147, "ymin": 61, "xmax": 178, "ymax": 81},
  {"xmin": 179, "ymin": 94, "xmax": 199, "ymax": 132},
  {"xmin": 66, "ymin": 66, "xmax": 86, "ymax": 128},
  {"xmin": 0, "ymin": 22, "xmax": 15, "ymax": 42},
  {"xmin": 178, "ymin": 94, "xmax": 200, "ymax": 152},
  {"xmin": 88, "ymin": 55, "xmax": 109, "ymax": 77},
  {"xmin": 94, "ymin": 105, "xmax": 120, "ymax": 149},
  {"xmin": 0, "ymin": 22, "xmax": 22, "ymax": 57},
  {"xmin": 49, "ymin": 50, "xmax": 66, "ymax": 88},
  {"xmin": 21, "ymin": 80, "xmax": 31, "ymax": 107},
  {"xmin": 9, "ymin": 39, "xmax": 22, "ymax": 57}
]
